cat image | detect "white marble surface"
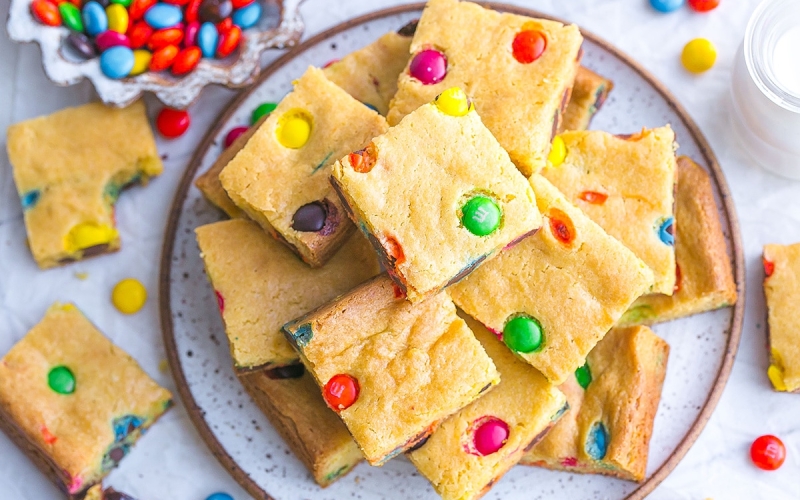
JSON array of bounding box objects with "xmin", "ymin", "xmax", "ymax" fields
[{"xmin": 0, "ymin": 1, "xmax": 798, "ymax": 499}]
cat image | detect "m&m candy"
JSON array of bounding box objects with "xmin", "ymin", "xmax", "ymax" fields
[
  {"xmin": 112, "ymin": 278, "xmax": 148, "ymax": 314},
  {"xmin": 197, "ymin": 21, "xmax": 219, "ymax": 57},
  {"xmin": 503, "ymin": 315, "xmax": 543, "ymax": 353},
  {"xmin": 216, "ymin": 25, "xmax": 241, "ymax": 58},
  {"xmin": 149, "ymin": 43, "xmax": 179, "ymax": 71},
  {"xmin": 224, "ymin": 126, "xmax": 248, "ymax": 147},
  {"xmin": 96, "ymin": 30, "xmax": 132, "ymax": 51},
  {"xmin": 548, "ymin": 208, "xmax": 575, "ymax": 245},
  {"xmin": 100, "ymin": 46, "xmax": 135, "ymax": 78},
  {"xmin": 688, "ymin": 0, "xmax": 720, "ymax": 12},
  {"xmin": 172, "ymin": 46, "xmax": 201, "ymax": 74},
  {"xmin": 156, "ymin": 107, "xmax": 191, "ymax": 137},
  {"xmin": 586, "ymin": 422, "xmax": 609, "ymax": 460},
  {"xmin": 31, "ymin": 0, "xmax": 62, "ymax": 27},
  {"xmin": 107, "ymin": 3, "xmax": 130, "ymax": 33},
  {"xmin": 324, "ymin": 374, "xmax": 359, "ymax": 411},
  {"xmin": 48, "ymin": 365, "xmax": 77, "ymax": 395},
  {"xmin": 435, "ymin": 87, "xmax": 472, "ymax": 117},
  {"xmin": 231, "ymin": 0, "xmax": 261, "ymax": 29},
  {"xmin": 130, "ymin": 49, "xmax": 152, "ymax": 75},
  {"xmin": 82, "ymin": 1, "xmax": 109, "ymax": 36},
  {"xmin": 682, "ymin": 38, "xmax": 717, "ymax": 73},
  {"xmin": 409, "ymin": 49, "xmax": 447, "ymax": 85},
  {"xmin": 471, "ymin": 417, "xmax": 510, "ymax": 456},
  {"xmin": 143, "ymin": 3, "xmax": 183, "ymax": 29},
  {"xmin": 650, "ymin": 0, "xmax": 685, "ymax": 13},
  {"xmin": 512, "ymin": 30, "xmax": 547, "ymax": 64},
  {"xmin": 276, "ymin": 110, "xmax": 312, "ymax": 149},
  {"xmin": 59, "ymin": 3, "xmax": 84, "ymax": 32},
  {"xmin": 251, "ymin": 101, "xmax": 276, "ymax": 124},
  {"xmin": 461, "ymin": 195, "xmax": 501, "ymax": 236},
  {"xmin": 205, "ymin": 494, "xmax": 234, "ymax": 500},
  {"xmin": 750, "ymin": 435, "xmax": 786, "ymax": 471}
]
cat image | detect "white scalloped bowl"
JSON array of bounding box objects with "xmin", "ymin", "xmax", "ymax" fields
[{"xmin": 6, "ymin": 0, "xmax": 305, "ymax": 108}]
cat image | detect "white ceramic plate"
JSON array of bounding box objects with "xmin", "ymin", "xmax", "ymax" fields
[{"xmin": 160, "ymin": 4, "xmax": 744, "ymax": 499}]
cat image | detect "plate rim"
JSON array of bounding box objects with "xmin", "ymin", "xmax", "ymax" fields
[{"xmin": 159, "ymin": 4, "xmax": 746, "ymax": 499}]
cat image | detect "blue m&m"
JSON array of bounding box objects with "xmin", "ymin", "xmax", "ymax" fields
[
  {"xmin": 650, "ymin": 0, "xmax": 685, "ymax": 13},
  {"xmin": 100, "ymin": 46, "xmax": 135, "ymax": 79}
]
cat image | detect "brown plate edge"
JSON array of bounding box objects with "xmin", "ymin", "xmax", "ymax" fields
[{"xmin": 158, "ymin": 3, "xmax": 747, "ymax": 499}]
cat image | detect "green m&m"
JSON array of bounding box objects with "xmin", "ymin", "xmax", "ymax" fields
[
  {"xmin": 503, "ymin": 315, "xmax": 543, "ymax": 353},
  {"xmin": 251, "ymin": 102, "xmax": 277, "ymax": 125},
  {"xmin": 575, "ymin": 362, "xmax": 592, "ymax": 389},
  {"xmin": 48, "ymin": 365, "xmax": 76, "ymax": 395},
  {"xmin": 461, "ymin": 196, "xmax": 501, "ymax": 236}
]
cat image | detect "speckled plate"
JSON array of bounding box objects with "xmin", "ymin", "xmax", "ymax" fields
[{"xmin": 159, "ymin": 4, "xmax": 745, "ymax": 499}]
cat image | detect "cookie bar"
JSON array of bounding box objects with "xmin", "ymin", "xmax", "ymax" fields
[
  {"xmin": 323, "ymin": 28, "xmax": 413, "ymax": 116},
  {"xmin": 282, "ymin": 275, "xmax": 500, "ymax": 466},
  {"xmin": 522, "ymin": 325, "xmax": 670, "ymax": 482},
  {"xmin": 332, "ymin": 87, "xmax": 541, "ymax": 302},
  {"xmin": 0, "ymin": 304, "xmax": 172, "ymax": 496},
  {"xmin": 6, "ymin": 101, "xmax": 162, "ymax": 268},
  {"xmin": 619, "ymin": 157, "xmax": 737, "ymax": 326},
  {"xmin": 388, "ymin": 0, "xmax": 583, "ymax": 176},
  {"xmin": 219, "ymin": 66, "xmax": 388, "ymax": 267},
  {"xmin": 239, "ymin": 365, "xmax": 363, "ymax": 486},
  {"xmin": 195, "ymin": 218, "xmax": 379, "ymax": 372},
  {"xmin": 559, "ymin": 67, "xmax": 613, "ymax": 133},
  {"xmin": 408, "ymin": 314, "xmax": 567, "ymax": 500},
  {"xmin": 763, "ymin": 242, "xmax": 800, "ymax": 393},
  {"xmin": 450, "ymin": 174, "xmax": 654, "ymax": 384},
  {"xmin": 83, "ymin": 485, "xmax": 135, "ymax": 500},
  {"xmin": 542, "ymin": 127, "xmax": 678, "ymax": 294}
]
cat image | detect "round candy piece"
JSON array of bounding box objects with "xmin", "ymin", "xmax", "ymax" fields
[
  {"xmin": 276, "ymin": 110, "xmax": 312, "ymax": 149},
  {"xmin": 21, "ymin": 190, "xmax": 41, "ymax": 210},
  {"xmin": 548, "ymin": 136, "xmax": 566, "ymax": 166},
  {"xmin": 172, "ymin": 46, "xmax": 201, "ymax": 75},
  {"xmin": 578, "ymin": 191, "xmax": 608, "ymax": 205},
  {"xmin": 129, "ymin": 21, "xmax": 154, "ymax": 49},
  {"xmin": 100, "ymin": 46, "xmax": 134, "ymax": 78},
  {"xmin": 216, "ymin": 16, "xmax": 233, "ymax": 34},
  {"xmin": 197, "ymin": 21, "xmax": 219, "ymax": 58},
  {"xmin": 324, "ymin": 374, "xmax": 359, "ymax": 411},
  {"xmin": 156, "ymin": 108, "xmax": 190, "ymax": 138},
  {"xmin": 650, "ymin": 0, "xmax": 685, "ymax": 12},
  {"xmin": 130, "ymin": 49, "xmax": 152, "ymax": 75},
  {"xmin": 503, "ymin": 315, "xmax": 543, "ymax": 353},
  {"xmin": 472, "ymin": 417, "xmax": 510, "ymax": 456},
  {"xmin": 48, "ymin": 366, "xmax": 76, "ymax": 395},
  {"xmin": 688, "ymin": 0, "xmax": 719, "ymax": 12},
  {"xmin": 682, "ymin": 38, "xmax": 717, "ymax": 73},
  {"xmin": 232, "ymin": 1, "xmax": 261, "ymax": 29},
  {"xmin": 82, "ymin": 1, "xmax": 108, "ymax": 36},
  {"xmin": 59, "ymin": 3, "xmax": 84, "ymax": 32},
  {"xmin": 31, "ymin": 0, "xmax": 62, "ymax": 27},
  {"xmin": 66, "ymin": 33, "xmax": 97, "ymax": 59},
  {"xmin": 96, "ymin": 30, "xmax": 131, "ymax": 51},
  {"xmin": 751, "ymin": 435, "xmax": 786, "ymax": 471},
  {"xmin": 129, "ymin": 0, "xmax": 156, "ymax": 20},
  {"xmin": 224, "ymin": 126, "xmax": 248, "ymax": 148},
  {"xmin": 205, "ymin": 494, "xmax": 234, "ymax": 500},
  {"xmin": 66, "ymin": 223, "xmax": 116, "ymax": 251},
  {"xmin": 409, "ymin": 49, "xmax": 447, "ymax": 85},
  {"xmin": 112, "ymin": 278, "xmax": 147, "ymax": 314},
  {"xmin": 586, "ymin": 422, "xmax": 608, "ymax": 460},
  {"xmin": 548, "ymin": 208, "xmax": 575, "ymax": 245},
  {"xmin": 143, "ymin": 3, "xmax": 183, "ymax": 29},
  {"xmin": 199, "ymin": 0, "xmax": 233, "ymax": 23},
  {"xmin": 657, "ymin": 216, "xmax": 675, "ymax": 246},
  {"xmin": 435, "ymin": 87, "xmax": 472, "ymax": 117},
  {"xmin": 216, "ymin": 25, "xmax": 241, "ymax": 58},
  {"xmin": 106, "ymin": 3, "xmax": 129, "ymax": 33},
  {"xmin": 184, "ymin": 20, "xmax": 200, "ymax": 47},
  {"xmin": 292, "ymin": 201, "xmax": 327, "ymax": 232},
  {"xmin": 461, "ymin": 196, "xmax": 501, "ymax": 236},
  {"xmin": 251, "ymin": 102, "xmax": 276, "ymax": 124},
  {"xmin": 149, "ymin": 44, "xmax": 179, "ymax": 71},
  {"xmin": 512, "ymin": 30, "xmax": 547, "ymax": 64},
  {"xmin": 575, "ymin": 362, "xmax": 592, "ymax": 389},
  {"xmin": 148, "ymin": 27, "xmax": 184, "ymax": 50}
]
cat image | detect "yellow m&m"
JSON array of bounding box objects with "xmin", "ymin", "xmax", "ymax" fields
[
  {"xmin": 548, "ymin": 136, "xmax": 567, "ymax": 167},
  {"xmin": 112, "ymin": 278, "xmax": 147, "ymax": 314},
  {"xmin": 682, "ymin": 38, "xmax": 717, "ymax": 73},
  {"xmin": 65, "ymin": 223, "xmax": 117, "ymax": 253},
  {"xmin": 435, "ymin": 87, "xmax": 473, "ymax": 117},
  {"xmin": 276, "ymin": 109, "xmax": 312, "ymax": 149}
]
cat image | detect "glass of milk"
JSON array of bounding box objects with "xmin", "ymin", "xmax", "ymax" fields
[{"xmin": 730, "ymin": 0, "xmax": 800, "ymax": 179}]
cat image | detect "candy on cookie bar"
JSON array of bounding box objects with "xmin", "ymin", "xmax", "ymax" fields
[
  {"xmin": 763, "ymin": 242, "xmax": 800, "ymax": 393},
  {"xmin": 282, "ymin": 275, "xmax": 500, "ymax": 466},
  {"xmin": 0, "ymin": 304, "xmax": 172, "ymax": 496}
]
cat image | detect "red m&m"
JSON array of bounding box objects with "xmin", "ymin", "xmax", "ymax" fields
[
  {"xmin": 156, "ymin": 107, "xmax": 190, "ymax": 138},
  {"xmin": 548, "ymin": 208, "xmax": 575, "ymax": 245},
  {"xmin": 323, "ymin": 374, "xmax": 359, "ymax": 411},
  {"xmin": 512, "ymin": 30, "xmax": 547, "ymax": 64},
  {"xmin": 688, "ymin": 0, "xmax": 719, "ymax": 12},
  {"xmin": 750, "ymin": 435, "xmax": 786, "ymax": 471}
]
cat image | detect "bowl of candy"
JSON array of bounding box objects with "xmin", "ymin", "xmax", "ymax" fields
[{"xmin": 7, "ymin": 0, "xmax": 305, "ymax": 108}]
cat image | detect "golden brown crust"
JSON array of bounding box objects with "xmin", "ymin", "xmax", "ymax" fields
[
  {"xmin": 620, "ymin": 156, "xmax": 737, "ymax": 326},
  {"xmin": 763, "ymin": 243, "xmax": 800, "ymax": 393}
]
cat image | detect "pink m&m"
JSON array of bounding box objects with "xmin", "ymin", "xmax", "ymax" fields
[
  {"xmin": 224, "ymin": 126, "xmax": 248, "ymax": 147},
  {"xmin": 409, "ymin": 49, "xmax": 447, "ymax": 85},
  {"xmin": 96, "ymin": 31, "xmax": 132, "ymax": 51},
  {"xmin": 470, "ymin": 416, "xmax": 509, "ymax": 456}
]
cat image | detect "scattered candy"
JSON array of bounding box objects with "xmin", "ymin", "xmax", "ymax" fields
[
  {"xmin": 349, "ymin": 146, "xmax": 377, "ymax": 173},
  {"xmin": 292, "ymin": 201, "xmax": 327, "ymax": 232},
  {"xmin": 96, "ymin": 30, "xmax": 132, "ymax": 51},
  {"xmin": 66, "ymin": 222, "xmax": 116, "ymax": 251},
  {"xmin": 548, "ymin": 136, "xmax": 566, "ymax": 166},
  {"xmin": 409, "ymin": 49, "xmax": 447, "ymax": 85},
  {"xmin": 224, "ymin": 126, "xmax": 248, "ymax": 147},
  {"xmin": 265, "ymin": 364, "xmax": 305, "ymax": 380},
  {"xmin": 216, "ymin": 25, "xmax": 241, "ymax": 58},
  {"xmin": 48, "ymin": 365, "xmax": 77, "ymax": 395},
  {"xmin": 31, "ymin": 0, "xmax": 62, "ymax": 27},
  {"xmin": 149, "ymin": 43, "xmax": 179, "ymax": 71},
  {"xmin": 231, "ymin": 0, "xmax": 261, "ymax": 29},
  {"xmin": 156, "ymin": 107, "xmax": 190, "ymax": 137},
  {"xmin": 20, "ymin": 190, "xmax": 41, "ymax": 210},
  {"xmin": 434, "ymin": 87, "xmax": 472, "ymax": 117},
  {"xmin": 471, "ymin": 417, "xmax": 510, "ymax": 456},
  {"xmin": 682, "ymin": 38, "xmax": 717, "ymax": 73},
  {"xmin": 688, "ymin": 0, "xmax": 719, "ymax": 12},
  {"xmin": 548, "ymin": 208, "xmax": 575, "ymax": 245},
  {"xmin": 144, "ymin": 3, "xmax": 183, "ymax": 29},
  {"xmin": 750, "ymin": 435, "xmax": 786, "ymax": 471},
  {"xmin": 185, "ymin": 0, "xmax": 201, "ymax": 22},
  {"xmin": 205, "ymin": 494, "xmax": 234, "ymax": 500},
  {"xmin": 461, "ymin": 195, "xmax": 501, "ymax": 236},
  {"xmin": 503, "ymin": 314, "xmax": 543, "ymax": 353},
  {"xmin": 112, "ymin": 278, "xmax": 148, "ymax": 314},
  {"xmin": 60, "ymin": 2, "xmax": 85, "ymax": 32},
  {"xmin": 575, "ymin": 362, "xmax": 592, "ymax": 389},
  {"xmin": 129, "ymin": 0, "xmax": 156, "ymax": 20},
  {"xmin": 649, "ymin": 0, "xmax": 684, "ymax": 13},
  {"xmin": 578, "ymin": 191, "xmax": 608, "ymax": 205},
  {"xmin": 215, "ymin": 14, "xmax": 232, "ymax": 32},
  {"xmin": 251, "ymin": 101, "xmax": 276, "ymax": 124},
  {"xmin": 184, "ymin": 20, "xmax": 200, "ymax": 46},
  {"xmin": 172, "ymin": 46, "xmax": 201, "ymax": 74},
  {"xmin": 324, "ymin": 373, "xmax": 359, "ymax": 411},
  {"xmin": 100, "ymin": 45, "xmax": 135, "ymax": 78},
  {"xmin": 586, "ymin": 422, "xmax": 608, "ymax": 460},
  {"xmin": 130, "ymin": 49, "xmax": 152, "ymax": 75},
  {"xmin": 107, "ymin": 3, "xmax": 130, "ymax": 33},
  {"xmin": 512, "ymin": 30, "xmax": 547, "ymax": 64},
  {"xmin": 197, "ymin": 21, "xmax": 219, "ymax": 57},
  {"xmin": 148, "ymin": 27, "xmax": 184, "ymax": 49},
  {"xmin": 128, "ymin": 21, "xmax": 154, "ymax": 48},
  {"xmin": 764, "ymin": 257, "xmax": 775, "ymax": 277},
  {"xmin": 83, "ymin": 1, "xmax": 109, "ymax": 36},
  {"xmin": 199, "ymin": 0, "xmax": 232, "ymax": 23},
  {"xmin": 657, "ymin": 216, "xmax": 675, "ymax": 246},
  {"xmin": 276, "ymin": 109, "xmax": 312, "ymax": 149},
  {"xmin": 66, "ymin": 33, "xmax": 98, "ymax": 59}
]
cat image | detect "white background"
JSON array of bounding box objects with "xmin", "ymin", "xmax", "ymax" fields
[{"xmin": 1, "ymin": 0, "xmax": 799, "ymax": 499}]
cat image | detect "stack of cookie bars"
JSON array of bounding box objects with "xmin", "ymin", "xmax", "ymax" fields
[{"xmin": 194, "ymin": 0, "xmax": 737, "ymax": 497}]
